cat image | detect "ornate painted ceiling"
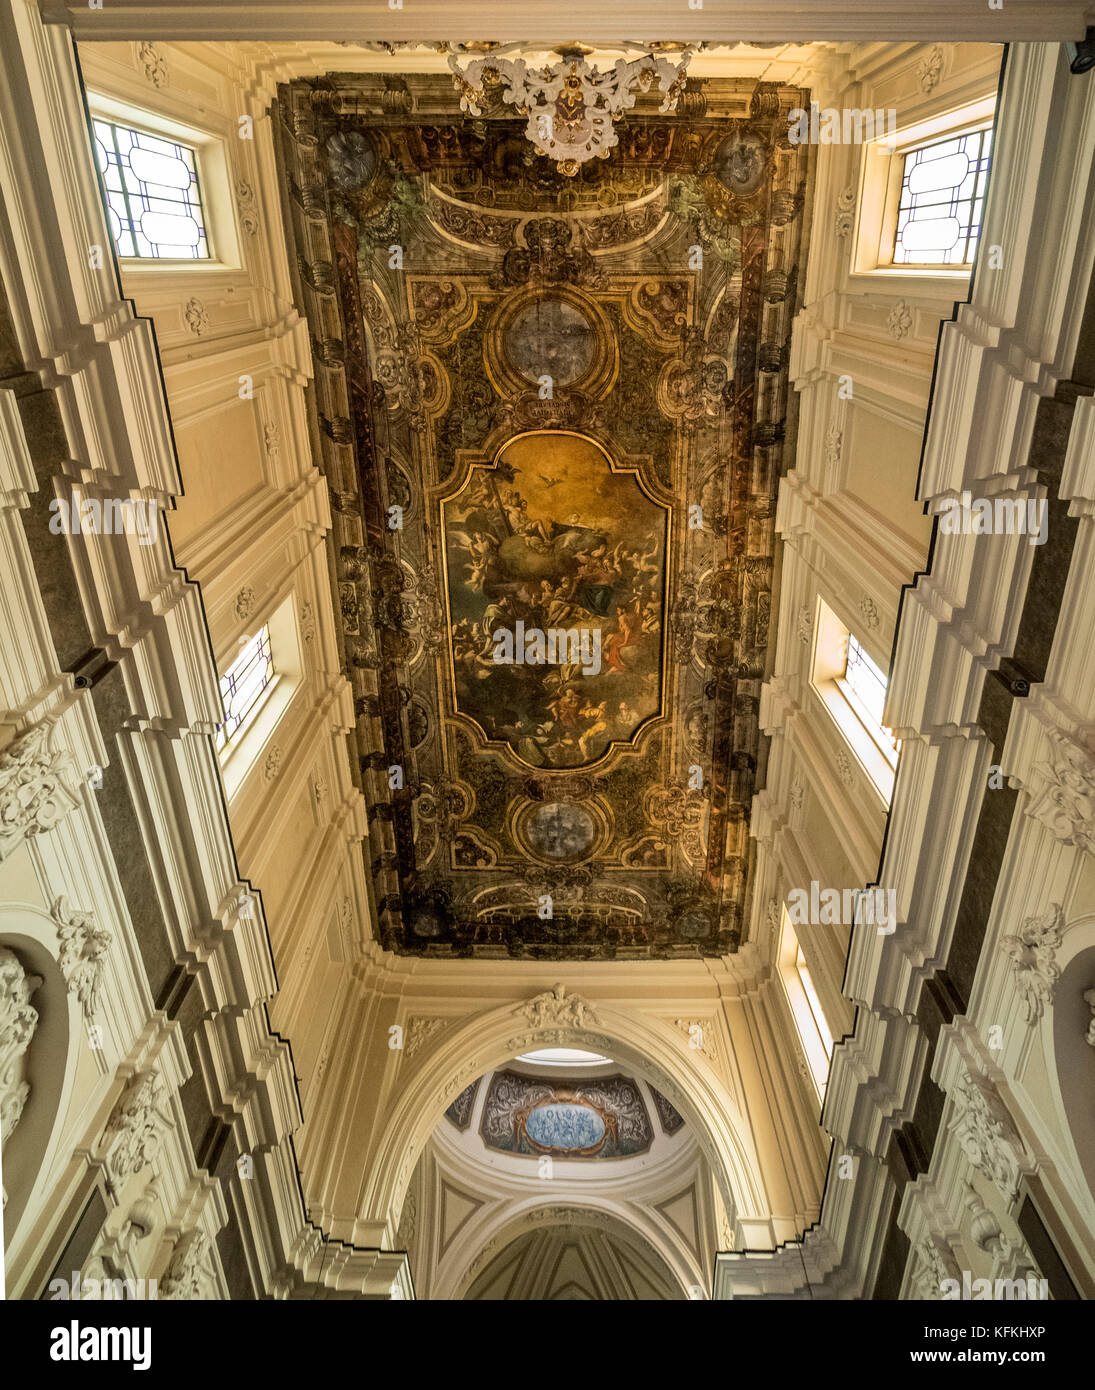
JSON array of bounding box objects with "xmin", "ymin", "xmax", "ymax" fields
[{"xmin": 276, "ymin": 61, "xmax": 811, "ymax": 958}]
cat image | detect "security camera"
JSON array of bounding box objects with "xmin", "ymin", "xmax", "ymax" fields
[{"xmin": 1067, "ymin": 28, "xmax": 1095, "ymax": 74}]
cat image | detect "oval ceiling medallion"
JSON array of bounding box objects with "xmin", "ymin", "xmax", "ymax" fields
[
  {"xmin": 523, "ymin": 801, "xmax": 598, "ymax": 861},
  {"xmin": 503, "ymin": 297, "xmax": 597, "ymax": 388},
  {"xmin": 711, "ymin": 129, "xmax": 767, "ymax": 197},
  {"xmin": 524, "ymin": 1101, "xmax": 607, "ymax": 1153},
  {"xmin": 484, "ymin": 287, "xmax": 617, "ymax": 399}
]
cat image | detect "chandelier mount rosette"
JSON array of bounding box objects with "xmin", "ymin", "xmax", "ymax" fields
[{"xmin": 448, "ymin": 47, "xmax": 694, "ymax": 176}]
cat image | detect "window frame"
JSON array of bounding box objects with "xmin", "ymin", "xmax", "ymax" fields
[
  {"xmin": 217, "ymin": 594, "xmax": 305, "ymax": 799},
  {"xmin": 216, "ymin": 624, "xmax": 275, "ymax": 754},
  {"xmin": 848, "ymin": 94, "xmax": 996, "ymax": 285},
  {"xmin": 810, "ymin": 597, "xmax": 898, "ymax": 805},
  {"xmin": 883, "ymin": 122, "xmax": 993, "ymax": 270},
  {"xmin": 85, "ymin": 91, "xmax": 242, "ymax": 272},
  {"xmin": 778, "ymin": 908, "xmax": 834, "ymax": 1103},
  {"xmin": 91, "ymin": 114, "xmax": 213, "ymax": 262}
]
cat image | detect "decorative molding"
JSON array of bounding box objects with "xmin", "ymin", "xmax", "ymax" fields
[
  {"xmin": 857, "ymin": 595, "xmax": 880, "ymax": 632},
  {"xmin": 834, "ymin": 184, "xmax": 856, "ymax": 239},
  {"xmin": 184, "ymin": 298, "xmax": 209, "ymax": 337},
  {"xmin": 1084, "ymin": 988, "xmax": 1095, "ymax": 1048},
  {"xmin": 886, "ymin": 299, "xmax": 913, "ymax": 340},
  {"xmin": 449, "ymin": 50, "xmax": 691, "ymax": 175},
  {"xmin": 263, "ymin": 746, "xmax": 282, "ymax": 781},
  {"xmin": 52, "ymin": 895, "xmax": 111, "ymax": 1022},
  {"xmin": 396, "ymin": 1190, "xmax": 416, "ymax": 1248},
  {"xmin": 0, "ymin": 947, "xmax": 43, "ymax": 1190},
  {"xmin": 835, "ymin": 747, "xmax": 856, "ymax": 788},
  {"xmin": 674, "ymin": 1017, "xmax": 718, "ymax": 1061},
  {"xmin": 965, "ymin": 1185, "xmax": 1037, "ymax": 1280},
  {"xmin": 915, "ymin": 1234, "xmax": 957, "ymax": 1298},
  {"xmin": 1026, "ymin": 736, "xmax": 1095, "ymax": 855},
  {"xmin": 404, "ymin": 1016, "xmax": 445, "ymax": 1058},
  {"xmin": 160, "ymin": 1230, "xmax": 212, "ymax": 1300},
  {"xmin": 796, "ymin": 604, "xmax": 812, "ymax": 645},
  {"xmin": 789, "ymin": 777, "xmax": 804, "ymax": 812},
  {"xmin": 263, "ymin": 422, "xmax": 281, "ymax": 460},
  {"xmin": 234, "ymin": 586, "xmax": 256, "ymax": 622},
  {"xmin": 136, "ymin": 41, "xmax": 168, "ymax": 89},
  {"xmin": 299, "ymin": 601, "xmax": 316, "ymax": 646},
  {"xmin": 103, "ymin": 1070, "xmax": 171, "ymax": 1196},
  {"xmin": 235, "ymin": 178, "xmax": 259, "ymax": 236},
  {"xmin": 950, "ymin": 1071, "xmax": 1025, "ymax": 1201},
  {"xmin": 519, "ymin": 983, "xmax": 597, "ymax": 1029},
  {"xmin": 1000, "ymin": 903, "xmax": 1064, "ymax": 1024},
  {"xmin": 917, "ymin": 44, "xmax": 946, "ymax": 93},
  {"xmin": 0, "ymin": 720, "xmax": 79, "ymax": 862},
  {"xmin": 824, "ymin": 426, "xmax": 843, "ymax": 469}
]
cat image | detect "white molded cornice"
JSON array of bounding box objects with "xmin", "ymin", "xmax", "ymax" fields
[
  {"xmin": 1062, "ymin": 394, "xmax": 1095, "ymax": 512},
  {"xmin": 41, "ymin": 1, "xmax": 1094, "ymax": 43}
]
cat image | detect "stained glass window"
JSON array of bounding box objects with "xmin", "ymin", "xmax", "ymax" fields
[
  {"xmin": 216, "ymin": 626, "xmax": 273, "ymax": 752},
  {"xmin": 893, "ymin": 127, "xmax": 992, "ymax": 266},
  {"xmin": 92, "ymin": 117, "xmax": 210, "ymax": 260}
]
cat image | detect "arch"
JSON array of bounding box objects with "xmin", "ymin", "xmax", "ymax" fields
[
  {"xmin": 357, "ymin": 995, "xmax": 772, "ymax": 1248},
  {"xmin": 1047, "ymin": 912, "xmax": 1095, "ymax": 1209},
  {"xmin": 0, "ymin": 902, "xmax": 83, "ymax": 1260},
  {"xmin": 451, "ymin": 1201, "xmax": 691, "ymax": 1301},
  {"xmin": 423, "ymin": 1112, "xmax": 711, "ymax": 1299}
]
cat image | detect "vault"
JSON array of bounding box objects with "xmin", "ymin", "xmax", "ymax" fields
[{"xmin": 276, "ymin": 67, "xmax": 812, "ymax": 957}]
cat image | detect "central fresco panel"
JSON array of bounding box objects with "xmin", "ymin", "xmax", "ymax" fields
[
  {"xmin": 442, "ymin": 430, "xmax": 668, "ymax": 767},
  {"xmin": 277, "ymin": 63, "xmax": 812, "ymax": 958}
]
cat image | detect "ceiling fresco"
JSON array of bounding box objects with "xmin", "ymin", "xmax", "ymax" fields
[
  {"xmin": 444, "ymin": 1080, "xmax": 480, "ymax": 1130},
  {"xmin": 276, "ymin": 66, "xmax": 811, "ymax": 958},
  {"xmin": 479, "ymin": 1071, "xmax": 655, "ymax": 1159},
  {"xmin": 649, "ymin": 1086, "xmax": 686, "ymax": 1136},
  {"xmin": 443, "ymin": 430, "xmax": 668, "ymax": 768}
]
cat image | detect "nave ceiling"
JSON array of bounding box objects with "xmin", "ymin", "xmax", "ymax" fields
[{"xmin": 277, "ymin": 60, "xmax": 812, "ymax": 958}]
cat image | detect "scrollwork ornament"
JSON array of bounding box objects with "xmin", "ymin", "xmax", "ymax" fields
[
  {"xmin": 53, "ymin": 895, "xmax": 111, "ymax": 1022},
  {"xmin": 519, "ymin": 983, "xmax": 597, "ymax": 1029},
  {"xmin": 449, "ymin": 50, "xmax": 692, "ymax": 175},
  {"xmin": 0, "ymin": 720, "xmax": 78, "ymax": 861},
  {"xmin": 1000, "ymin": 903, "xmax": 1064, "ymax": 1023},
  {"xmin": 0, "ymin": 948, "xmax": 42, "ymax": 1180},
  {"xmin": 1027, "ymin": 736, "xmax": 1095, "ymax": 855}
]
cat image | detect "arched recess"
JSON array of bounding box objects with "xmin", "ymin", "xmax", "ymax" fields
[
  {"xmin": 1048, "ymin": 914, "xmax": 1095, "ymax": 1209},
  {"xmin": 356, "ymin": 997, "xmax": 772, "ymax": 1248},
  {"xmin": 1, "ymin": 902, "xmax": 83, "ymax": 1256},
  {"xmin": 455, "ymin": 1202, "xmax": 690, "ymax": 1301},
  {"xmin": 436, "ymin": 1195, "xmax": 699, "ymax": 1301}
]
